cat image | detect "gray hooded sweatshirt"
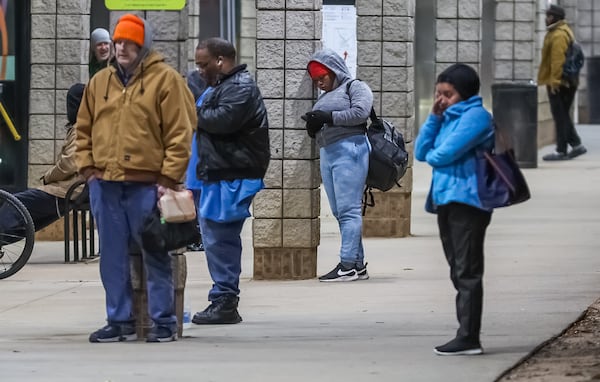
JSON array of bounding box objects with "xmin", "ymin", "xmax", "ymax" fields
[{"xmin": 309, "ymin": 49, "xmax": 373, "ymax": 148}]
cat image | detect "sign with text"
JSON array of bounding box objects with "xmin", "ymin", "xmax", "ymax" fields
[
  {"xmin": 105, "ymin": 0, "xmax": 185, "ymax": 10},
  {"xmin": 322, "ymin": 5, "xmax": 357, "ymax": 78}
]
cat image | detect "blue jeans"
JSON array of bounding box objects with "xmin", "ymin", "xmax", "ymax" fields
[
  {"xmin": 199, "ymin": 217, "xmax": 245, "ymax": 301},
  {"xmin": 320, "ymin": 134, "xmax": 370, "ymax": 267},
  {"xmin": 88, "ymin": 180, "xmax": 176, "ymax": 329}
]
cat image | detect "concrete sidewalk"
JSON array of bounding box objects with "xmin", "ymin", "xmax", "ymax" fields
[{"xmin": 1, "ymin": 126, "xmax": 599, "ymax": 382}]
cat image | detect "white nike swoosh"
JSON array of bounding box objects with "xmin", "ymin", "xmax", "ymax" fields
[{"xmin": 337, "ymin": 268, "xmax": 355, "ymax": 276}]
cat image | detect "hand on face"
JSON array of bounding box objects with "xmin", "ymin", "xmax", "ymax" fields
[{"xmin": 432, "ymin": 82, "xmax": 462, "ymax": 115}]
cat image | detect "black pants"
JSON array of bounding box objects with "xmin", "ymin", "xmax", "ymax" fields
[
  {"xmin": 437, "ymin": 203, "xmax": 491, "ymax": 342},
  {"xmin": 547, "ymin": 85, "xmax": 581, "ymax": 154},
  {"xmin": 0, "ymin": 189, "xmax": 66, "ymax": 242}
]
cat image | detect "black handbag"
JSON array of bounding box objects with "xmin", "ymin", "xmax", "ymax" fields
[
  {"xmin": 476, "ymin": 128, "xmax": 531, "ymax": 209},
  {"xmin": 140, "ymin": 210, "xmax": 201, "ymax": 252}
]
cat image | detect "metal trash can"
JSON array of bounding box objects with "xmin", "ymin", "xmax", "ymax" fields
[
  {"xmin": 587, "ymin": 57, "xmax": 600, "ymax": 124},
  {"xmin": 491, "ymin": 83, "xmax": 538, "ymax": 168}
]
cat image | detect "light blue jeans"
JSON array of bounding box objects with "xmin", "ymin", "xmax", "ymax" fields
[{"xmin": 320, "ymin": 134, "xmax": 370, "ymax": 267}]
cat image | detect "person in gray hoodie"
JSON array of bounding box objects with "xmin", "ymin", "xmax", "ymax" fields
[{"xmin": 302, "ymin": 48, "xmax": 373, "ymax": 282}]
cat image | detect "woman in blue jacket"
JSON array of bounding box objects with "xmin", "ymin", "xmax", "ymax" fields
[{"xmin": 415, "ymin": 64, "xmax": 494, "ymax": 356}]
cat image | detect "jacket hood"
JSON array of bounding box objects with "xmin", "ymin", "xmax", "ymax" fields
[
  {"xmin": 114, "ymin": 17, "xmax": 154, "ymax": 75},
  {"xmin": 307, "ymin": 48, "xmax": 352, "ymax": 88}
]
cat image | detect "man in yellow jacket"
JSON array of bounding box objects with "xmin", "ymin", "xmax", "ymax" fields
[
  {"xmin": 75, "ymin": 14, "xmax": 196, "ymax": 343},
  {"xmin": 537, "ymin": 5, "xmax": 586, "ymax": 161}
]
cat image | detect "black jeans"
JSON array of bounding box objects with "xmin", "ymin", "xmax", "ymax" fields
[
  {"xmin": 0, "ymin": 189, "xmax": 66, "ymax": 240},
  {"xmin": 437, "ymin": 203, "xmax": 491, "ymax": 342},
  {"xmin": 547, "ymin": 85, "xmax": 581, "ymax": 154}
]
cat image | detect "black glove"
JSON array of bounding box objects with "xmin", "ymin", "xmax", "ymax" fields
[
  {"xmin": 301, "ymin": 112, "xmax": 323, "ymax": 138},
  {"xmin": 310, "ymin": 110, "xmax": 333, "ymax": 124}
]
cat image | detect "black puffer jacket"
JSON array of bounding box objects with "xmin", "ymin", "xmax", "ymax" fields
[{"xmin": 196, "ymin": 64, "xmax": 270, "ymax": 181}]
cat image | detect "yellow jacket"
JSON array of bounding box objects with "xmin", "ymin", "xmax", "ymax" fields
[
  {"xmin": 537, "ymin": 20, "xmax": 575, "ymax": 89},
  {"xmin": 75, "ymin": 51, "xmax": 196, "ymax": 188}
]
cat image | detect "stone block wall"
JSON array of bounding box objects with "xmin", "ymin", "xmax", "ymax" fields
[
  {"xmin": 253, "ymin": 0, "xmax": 322, "ymax": 279},
  {"xmin": 29, "ymin": 0, "xmax": 89, "ymax": 187},
  {"xmin": 356, "ymin": 0, "xmax": 415, "ymax": 238},
  {"xmin": 435, "ymin": 0, "xmax": 482, "ymax": 75}
]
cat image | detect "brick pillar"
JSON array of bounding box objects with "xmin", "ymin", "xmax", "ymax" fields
[
  {"xmin": 253, "ymin": 0, "xmax": 322, "ymax": 279},
  {"xmin": 29, "ymin": 0, "xmax": 90, "ymax": 186},
  {"xmin": 356, "ymin": 0, "xmax": 415, "ymax": 237}
]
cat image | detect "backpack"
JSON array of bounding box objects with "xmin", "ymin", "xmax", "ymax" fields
[
  {"xmin": 345, "ymin": 81, "xmax": 409, "ymax": 214},
  {"xmin": 562, "ymin": 34, "xmax": 584, "ymax": 82}
]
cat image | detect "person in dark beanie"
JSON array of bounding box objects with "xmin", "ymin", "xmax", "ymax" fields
[
  {"xmin": 415, "ymin": 63, "xmax": 494, "ymax": 356},
  {"xmin": 0, "ymin": 83, "xmax": 85, "ymax": 240},
  {"xmin": 538, "ymin": 4, "xmax": 587, "ymax": 161},
  {"xmin": 76, "ymin": 14, "xmax": 196, "ymax": 343}
]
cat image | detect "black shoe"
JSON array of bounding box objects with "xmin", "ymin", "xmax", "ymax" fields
[
  {"xmin": 542, "ymin": 151, "xmax": 570, "ymax": 161},
  {"xmin": 89, "ymin": 323, "xmax": 137, "ymax": 343},
  {"xmin": 568, "ymin": 144, "xmax": 587, "ymax": 159},
  {"xmin": 434, "ymin": 337, "xmax": 483, "ymax": 356},
  {"xmin": 318, "ymin": 263, "xmax": 358, "ymax": 282},
  {"xmin": 192, "ymin": 295, "xmax": 242, "ymax": 325},
  {"xmin": 356, "ymin": 262, "xmax": 369, "ymax": 280},
  {"xmin": 146, "ymin": 325, "xmax": 177, "ymax": 343}
]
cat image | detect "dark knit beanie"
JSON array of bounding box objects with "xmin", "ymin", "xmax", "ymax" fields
[
  {"xmin": 66, "ymin": 83, "xmax": 85, "ymax": 125},
  {"xmin": 436, "ymin": 63, "xmax": 480, "ymax": 101},
  {"xmin": 546, "ymin": 5, "xmax": 565, "ymax": 20}
]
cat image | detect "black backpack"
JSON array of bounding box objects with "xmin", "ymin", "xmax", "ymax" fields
[
  {"xmin": 345, "ymin": 80, "xmax": 409, "ymax": 214},
  {"xmin": 563, "ymin": 34, "xmax": 584, "ymax": 82}
]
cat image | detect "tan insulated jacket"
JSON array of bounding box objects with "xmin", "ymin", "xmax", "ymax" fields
[
  {"xmin": 37, "ymin": 126, "xmax": 84, "ymax": 199},
  {"xmin": 75, "ymin": 51, "xmax": 196, "ymax": 188},
  {"xmin": 537, "ymin": 20, "xmax": 575, "ymax": 89}
]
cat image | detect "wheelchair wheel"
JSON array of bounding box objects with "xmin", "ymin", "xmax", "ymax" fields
[{"xmin": 0, "ymin": 189, "xmax": 35, "ymax": 279}]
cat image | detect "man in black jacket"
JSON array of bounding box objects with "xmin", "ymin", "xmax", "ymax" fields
[{"xmin": 191, "ymin": 38, "xmax": 270, "ymax": 325}]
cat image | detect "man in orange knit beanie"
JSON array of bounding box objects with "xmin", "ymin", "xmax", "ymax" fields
[{"xmin": 75, "ymin": 13, "xmax": 197, "ymax": 343}]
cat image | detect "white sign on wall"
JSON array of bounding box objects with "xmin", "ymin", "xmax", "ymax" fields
[{"xmin": 321, "ymin": 5, "xmax": 357, "ymax": 78}]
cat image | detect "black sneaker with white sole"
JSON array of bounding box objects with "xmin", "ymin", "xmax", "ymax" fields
[
  {"xmin": 146, "ymin": 325, "xmax": 177, "ymax": 343},
  {"xmin": 318, "ymin": 263, "xmax": 358, "ymax": 282},
  {"xmin": 356, "ymin": 262, "xmax": 369, "ymax": 280},
  {"xmin": 89, "ymin": 323, "xmax": 137, "ymax": 343},
  {"xmin": 434, "ymin": 337, "xmax": 483, "ymax": 356}
]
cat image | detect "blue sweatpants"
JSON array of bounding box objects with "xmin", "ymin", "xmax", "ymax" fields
[{"xmin": 88, "ymin": 180, "xmax": 176, "ymax": 328}]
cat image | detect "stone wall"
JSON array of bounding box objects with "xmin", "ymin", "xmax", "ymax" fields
[
  {"xmin": 356, "ymin": 0, "xmax": 415, "ymax": 237},
  {"xmin": 29, "ymin": 0, "xmax": 89, "ymax": 187},
  {"xmin": 253, "ymin": 0, "xmax": 322, "ymax": 279}
]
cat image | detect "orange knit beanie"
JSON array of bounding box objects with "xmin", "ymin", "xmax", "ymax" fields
[{"xmin": 113, "ymin": 14, "xmax": 145, "ymax": 47}]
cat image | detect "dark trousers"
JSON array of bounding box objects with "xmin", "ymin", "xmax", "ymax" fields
[
  {"xmin": 0, "ymin": 189, "xmax": 65, "ymax": 235},
  {"xmin": 437, "ymin": 203, "xmax": 491, "ymax": 342},
  {"xmin": 547, "ymin": 85, "xmax": 581, "ymax": 154}
]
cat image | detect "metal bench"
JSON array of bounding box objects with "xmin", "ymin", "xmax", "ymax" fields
[{"xmin": 63, "ymin": 180, "xmax": 95, "ymax": 262}]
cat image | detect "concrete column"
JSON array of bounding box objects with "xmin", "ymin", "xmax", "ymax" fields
[
  {"xmin": 29, "ymin": 0, "xmax": 90, "ymax": 186},
  {"xmin": 253, "ymin": 0, "xmax": 322, "ymax": 279},
  {"xmin": 240, "ymin": 0, "xmax": 257, "ymax": 75},
  {"xmin": 356, "ymin": 0, "xmax": 415, "ymax": 237}
]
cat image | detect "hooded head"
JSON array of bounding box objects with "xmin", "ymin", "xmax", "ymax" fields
[
  {"xmin": 306, "ymin": 49, "xmax": 352, "ymax": 92},
  {"xmin": 436, "ymin": 63, "xmax": 480, "ymax": 101},
  {"xmin": 112, "ymin": 14, "xmax": 153, "ymax": 73},
  {"xmin": 546, "ymin": 5, "xmax": 565, "ymax": 20},
  {"xmin": 66, "ymin": 83, "xmax": 85, "ymax": 126}
]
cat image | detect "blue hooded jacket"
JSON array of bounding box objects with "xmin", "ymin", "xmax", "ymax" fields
[{"xmin": 415, "ymin": 95, "xmax": 494, "ymax": 213}]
